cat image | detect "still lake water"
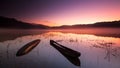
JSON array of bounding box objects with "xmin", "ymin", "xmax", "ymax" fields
[{"xmin": 0, "ymin": 28, "xmax": 120, "ymax": 68}]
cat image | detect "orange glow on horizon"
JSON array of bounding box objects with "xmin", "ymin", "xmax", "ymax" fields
[
  {"xmin": 22, "ymin": 14, "xmax": 120, "ymax": 27},
  {"xmin": 20, "ymin": 3, "xmax": 120, "ymax": 27}
]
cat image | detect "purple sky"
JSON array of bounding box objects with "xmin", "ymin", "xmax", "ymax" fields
[{"xmin": 0, "ymin": 0, "xmax": 120, "ymax": 26}]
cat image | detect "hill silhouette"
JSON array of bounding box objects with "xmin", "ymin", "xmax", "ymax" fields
[
  {"xmin": 0, "ymin": 16, "xmax": 120, "ymax": 29},
  {"xmin": 0, "ymin": 16, "xmax": 49, "ymax": 29},
  {"xmin": 52, "ymin": 21, "xmax": 120, "ymax": 29}
]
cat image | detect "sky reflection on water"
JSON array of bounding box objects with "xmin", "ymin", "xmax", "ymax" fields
[{"xmin": 0, "ymin": 32, "xmax": 120, "ymax": 68}]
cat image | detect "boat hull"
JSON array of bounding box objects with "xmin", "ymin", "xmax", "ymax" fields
[{"xmin": 16, "ymin": 39, "xmax": 40, "ymax": 56}]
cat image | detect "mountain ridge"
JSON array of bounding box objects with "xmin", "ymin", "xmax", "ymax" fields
[
  {"xmin": 0, "ymin": 16, "xmax": 120, "ymax": 29},
  {"xmin": 52, "ymin": 20, "xmax": 120, "ymax": 29},
  {"xmin": 0, "ymin": 16, "xmax": 49, "ymax": 29}
]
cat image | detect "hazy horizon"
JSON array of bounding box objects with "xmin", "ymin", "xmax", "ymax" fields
[
  {"xmin": 1, "ymin": 16, "xmax": 120, "ymax": 27},
  {"xmin": 1, "ymin": 1, "xmax": 120, "ymax": 68}
]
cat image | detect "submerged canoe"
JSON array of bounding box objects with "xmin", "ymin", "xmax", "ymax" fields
[
  {"xmin": 50, "ymin": 40, "xmax": 81, "ymax": 57},
  {"xmin": 16, "ymin": 39, "xmax": 40, "ymax": 56}
]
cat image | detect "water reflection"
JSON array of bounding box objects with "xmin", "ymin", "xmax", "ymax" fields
[
  {"xmin": 0, "ymin": 31, "xmax": 120, "ymax": 68},
  {"xmin": 93, "ymin": 41, "xmax": 120, "ymax": 61},
  {"xmin": 50, "ymin": 40, "xmax": 81, "ymax": 66}
]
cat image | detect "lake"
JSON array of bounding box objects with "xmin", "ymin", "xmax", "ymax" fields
[{"xmin": 0, "ymin": 28, "xmax": 120, "ymax": 68}]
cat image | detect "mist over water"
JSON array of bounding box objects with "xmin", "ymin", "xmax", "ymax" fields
[{"xmin": 0, "ymin": 28, "xmax": 120, "ymax": 68}]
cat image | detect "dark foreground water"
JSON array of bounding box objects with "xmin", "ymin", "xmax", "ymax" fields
[{"xmin": 0, "ymin": 28, "xmax": 120, "ymax": 68}]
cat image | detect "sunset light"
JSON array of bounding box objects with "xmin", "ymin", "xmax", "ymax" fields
[
  {"xmin": 1, "ymin": 0, "xmax": 120, "ymax": 68},
  {"xmin": 0, "ymin": 0, "xmax": 120, "ymax": 26}
]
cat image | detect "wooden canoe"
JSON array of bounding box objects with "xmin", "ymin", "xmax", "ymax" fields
[
  {"xmin": 16, "ymin": 39, "xmax": 40, "ymax": 56},
  {"xmin": 50, "ymin": 40, "xmax": 81, "ymax": 66},
  {"xmin": 50, "ymin": 40, "xmax": 81, "ymax": 57}
]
